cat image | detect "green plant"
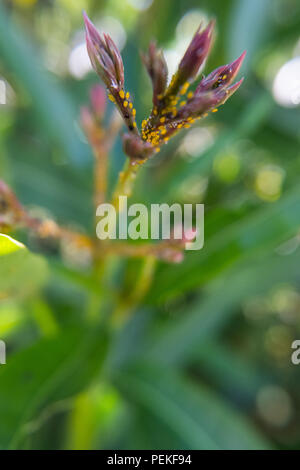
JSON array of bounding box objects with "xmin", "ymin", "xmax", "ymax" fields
[{"xmin": 0, "ymin": 0, "xmax": 300, "ymax": 451}]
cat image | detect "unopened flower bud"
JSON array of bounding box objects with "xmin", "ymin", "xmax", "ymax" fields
[
  {"xmin": 165, "ymin": 21, "xmax": 214, "ymax": 98},
  {"xmin": 142, "ymin": 41, "xmax": 168, "ymax": 106},
  {"xmin": 122, "ymin": 133, "xmax": 155, "ymax": 161},
  {"xmin": 90, "ymin": 84, "xmax": 107, "ymax": 119},
  {"xmin": 83, "ymin": 11, "xmax": 124, "ymax": 90}
]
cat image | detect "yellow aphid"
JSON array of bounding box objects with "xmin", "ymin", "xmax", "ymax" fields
[
  {"xmin": 133, "ymin": 122, "xmax": 137, "ymax": 128},
  {"xmin": 222, "ymin": 74, "xmax": 227, "ymax": 80},
  {"xmin": 132, "ymin": 109, "xmax": 136, "ymax": 116},
  {"xmin": 180, "ymin": 82, "xmax": 190, "ymax": 95},
  {"xmin": 212, "ymin": 108, "xmax": 218, "ymax": 113},
  {"xmin": 184, "ymin": 124, "xmax": 190, "ymax": 128},
  {"xmin": 155, "ymin": 148, "xmax": 160, "ymax": 153},
  {"xmin": 187, "ymin": 92, "xmax": 194, "ymax": 99},
  {"xmin": 108, "ymin": 94, "xmax": 115, "ymax": 103},
  {"xmin": 123, "ymin": 101, "xmax": 128, "ymax": 108},
  {"xmin": 160, "ymin": 117, "xmax": 166, "ymax": 123},
  {"xmin": 129, "ymin": 103, "xmax": 133, "ymax": 109},
  {"xmin": 126, "ymin": 92, "xmax": 130, "ymax": 99},
  {"xmin": 177, "ymin": 123, "xmax": 183, "ymax": 128},
  {"xmin": 161, "ymin": 128, "xmax": 167, "ymax": 135},
  {"xmin": 119, "ymin": 90, "xmax": 125, "ymax": 99},
  {"xmin": 153, "ymin": 108, "xmax": 158, "ymax": 115},
  {"xmin": 180, "ymin": 101, "xmax": 187, "ymax": 107},
  {"xmin": 142, "ymin": 120, "xmax": 147, "ymax": 128}
]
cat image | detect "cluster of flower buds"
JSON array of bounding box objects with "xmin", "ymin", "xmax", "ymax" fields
[{"xmin": 84, "ymin": 12, "xmax": 245, "ymax": 162}]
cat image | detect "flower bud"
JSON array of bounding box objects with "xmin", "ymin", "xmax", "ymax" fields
[
  {"xmin": 90, "ymin": 84, "xmax": 107, "ymax": 119},
  {"xmin": 122, "ymin": 133, "xmax": 155, "ymax": 161},
  {"xmin": 83, "ymin": 12, "xmax": 124, "ymax": 90},
  {"xmin": 197, "ymin": 51, "xmax": 246, "ymax": 94},
  {"xmin": 141, "ymin": 41, "xmax": 168, "ymax": 106},
  {"xmin": 165, "ymin": 21, "xmax": 214, "ymax": 98}
]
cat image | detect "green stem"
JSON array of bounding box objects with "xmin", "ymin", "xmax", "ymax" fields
[
  {"xmin": 111, "ymin": 255, "xmax": 157, "ymax": 328},
  {"xmin": 30, "ymin": 297, "xmax": 59, "ymax": 336},
  {"xmin": 111, "ymin": 158, "xmax": 143, "ymax": 212}
]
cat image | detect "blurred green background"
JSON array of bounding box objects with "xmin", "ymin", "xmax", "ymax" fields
[{"xmin": 0, "ymin": 0, "xmax": 300, "ymax": 450}]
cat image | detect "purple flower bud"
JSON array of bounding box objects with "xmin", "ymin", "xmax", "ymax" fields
[
  {"xmin": 170, "ymin": 224, "xmax": 197, "ymax": 244},
  {"xmin": 83, "ymin": 13, "xmax": 246, "ymax": 159},
  {"xmin": 122, "ymin": 133, "xmax": 155, "ymax": 161},
  {"xmin": 177, "ymin": 79, "xmax": 244, "ymax": 121},
  {"xmin": 159, "ymin": 248, "xmax": 184, "ymax": 264},
  {"xmin": 80, "ymin": 106, "xmax": 95, "ymax": 135},
  {"xmin": 83, "ymin": 11, "xmax": 124, "ymax": 90},
  {"xmin": 90, "ymin": 84, "xmax": 107, "ymax": 119},
  {"xmin": 84, "ymin": 13, "xmax": 140, "ymax": 136},
  {"xmin": 165, "ymin": 21, "xmax": 214, "ymax": 98},
  {"xmin": 196, "ymin": 51, "xmax": 246, "ymax": 94},
  {"xmin": 141, "ymin": 41, "xmax": 168, "ymax": 106},
  {"xmin": 176, "ymin": 52, "xmax": 246, "ymax": 119},
  {"xmin": 179, "ymin": 21, "xmax": 214, "ymax": 80}
]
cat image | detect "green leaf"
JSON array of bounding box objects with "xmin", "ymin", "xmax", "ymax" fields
[
  {"xmin": 0, "ymin": 234, "xmax": 48, "ymax": 296},
  {"xmin": 0, "ymin": 234, "xmax": 24, "ymax": 255},
  {"xmin": 0, "ymin": 326, "xmax": 108, "ymax": 449},
  {"xmin": 149, "ymin": 184, "xmax": 300, "ymax": 302},
  {"xmin": 148, "ymin": 247, "xmax": 300, "ymax": 365},
  {"xmin": 189, "ymin": 342, "xmax": 271, "ymax": 406},
  {"xmin": 0, "ymin": 4, "xmax": 86, "ymax": 165},
  {"xmin": 114, "ymin": 363, "xmax": 271, "ymax": 450}
]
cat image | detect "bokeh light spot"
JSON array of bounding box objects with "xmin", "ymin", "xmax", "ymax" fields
[
  {"xmin": 213, "ymin": 152, "xmax": 240, "ymax": 183},
  {"xmin": 254, "ymin": 165, "xmax": 284, "ymax": 202},
  {"xmin": 68, "ymin": 42, "xmax": 92, "ymax": 79},
  {"xmin": 181, "ymin": 127, "xmax": 215, "ymax": 158},
  {"xmin": 126, "ymin": 0, "xmax": 153, "ymax": 10},
  {"xmin": 256, "ymin": 386, "xmax": 293, "ymax": 427},
  {"xmin": 273, "ymin": 57, "xmax": 300, "ymax": 108}
]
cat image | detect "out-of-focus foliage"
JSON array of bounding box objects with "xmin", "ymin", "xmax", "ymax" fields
[{"xmin": 0, "ymin": 0, "xmax": 300, "ymax": 450}]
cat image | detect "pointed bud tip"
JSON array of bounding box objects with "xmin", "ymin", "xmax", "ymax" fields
[
  {"xmin": 204, "ymin": 19, "xmax": 215, "ymax": 36},
  {"xmin": 230, "ymin": 77, "xmax": 245, "ymax": 92},
  {"xmin": 232, "ymin": 50, "xmax": 247, "ymax": 72},
  {"xmin": 83, "ymin": 11, "xmax": 91, "ymax": 30},
  {"xmin": 83, "ymin": 11, "xmax": 101, "ymax": 42}
]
